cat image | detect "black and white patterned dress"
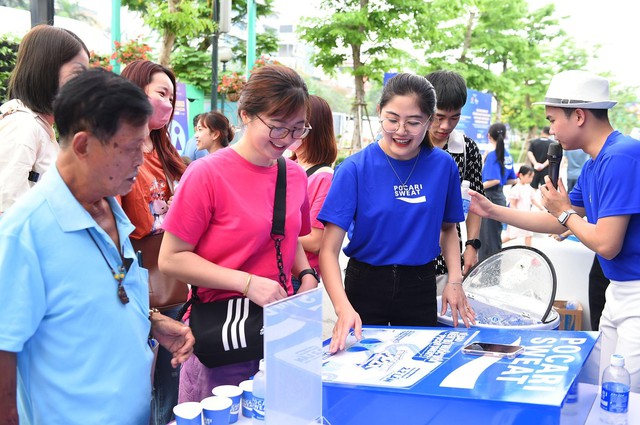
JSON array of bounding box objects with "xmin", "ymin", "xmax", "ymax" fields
[{"xmin": 434, "ymin": 133, "xmax": 485, "ymax": 276}]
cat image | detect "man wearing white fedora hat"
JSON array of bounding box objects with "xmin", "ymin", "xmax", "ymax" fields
[{"xmin": 469, "ymin": 70, "xmax": 640, "ymax": 392}]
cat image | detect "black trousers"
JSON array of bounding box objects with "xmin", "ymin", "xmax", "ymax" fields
[
  {"xmin": 589, "ymin": 255, "xmax": 610, "ymax": 330},
  {"xmin": 344, "ymin": 258, "xmax": 437, "ymax": 327},
  {"xmin": 479, "ymin": 185, "xmax": 506, "ymax": 262}
]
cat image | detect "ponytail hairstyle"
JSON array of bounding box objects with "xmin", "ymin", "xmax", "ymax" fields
[
  {"xmin": 517, "ymin": 164, "xmax": 533, "ymax": 179},
  {"xmin": 199, "ymin": 111, "xmax": 234, "ymax": 147},
  {"xmin": 489, "ymin": 122, "xmax": 507, "ymax": 176},
  {"xmin": 120, "ymin": 60, "xmax": 185, "ymax": 181}
]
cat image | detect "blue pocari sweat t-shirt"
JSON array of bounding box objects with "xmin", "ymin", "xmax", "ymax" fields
[
  {"xmin": 318, "ymin": 142, "xmax": 464, "ymax": 266},
  {"xmin": 482, "ymin": 150, "xmax": 516, "ymax": 185},
  {"xmin": 570, "ymin": 130, "xmax": 640, "ymax": 281}
]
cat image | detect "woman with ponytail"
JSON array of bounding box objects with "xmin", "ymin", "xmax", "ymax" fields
[
  {"xmin": 194, "ymin": 111, "xmax": 234, "ymax": 155},
  {"xmin": 478, "ymin": 122, "xmax": 516, "ymax": 261}
]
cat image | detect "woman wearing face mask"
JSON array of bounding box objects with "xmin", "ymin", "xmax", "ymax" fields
[
  {"xmin": 120, "ymin": 60, "xmax": 186, "ymax": 425},
  {"xmin": 0, "ymin": 25, "xmax": 89, "ymax": 214}
]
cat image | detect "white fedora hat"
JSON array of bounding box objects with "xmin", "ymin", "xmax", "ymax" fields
[{"xmin": 533, "ymin": 70, "xmax": 617, "ymax": 109}]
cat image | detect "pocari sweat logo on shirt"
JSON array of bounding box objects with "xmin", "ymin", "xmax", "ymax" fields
[
  {"xmin": 393, "ymin": 184, "xmax": 426, "ymax": 204},
  {"xmin": 505, "ymin": 155, "xmax": 514, "ymax": 170}
]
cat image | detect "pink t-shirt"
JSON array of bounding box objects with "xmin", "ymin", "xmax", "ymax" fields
[
  {"xmin": 162, "ymin": 148, "xmax": 310, "ymax": 304},
  {"xmin": 305, "ymin": 170, "xmax": 333, "ymax": 274}
]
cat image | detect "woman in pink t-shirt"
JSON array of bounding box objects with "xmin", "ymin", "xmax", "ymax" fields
[
  {"xmin": 289, "ymin": 95, "xmax": 338, "ymax": 291},
  {"xmin": 159, "ymin": 65, "xmax": 319, "ymax": 402}
]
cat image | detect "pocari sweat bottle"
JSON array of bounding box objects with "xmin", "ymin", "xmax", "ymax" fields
[
  {"xmin": 600, "ymin": 353, "xmax": 630, "ymax": 425},
  {"xmin": 461, "ymin": 180, "xmax": 471, "ymax": 220},
  {"xmin": 252, "ymin": 359, "xmax": 266, "ymax": 423}
]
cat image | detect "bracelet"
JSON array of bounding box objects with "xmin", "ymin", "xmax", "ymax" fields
[
  {"xmin": 447, "ymin": 282, "xmax": 463, "ymax": 286},
  {"xmin": 148, "ymin": 308, "xmax": 160, "ymax": 321},
  {"xmin": 242, "ymin": 273, "xmax": 253, "ymax": 297}
]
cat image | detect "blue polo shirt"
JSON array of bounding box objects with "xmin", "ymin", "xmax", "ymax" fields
[
  {"xmin": 318, "ymin": 142, "xmax": 464, "ymax": 266},
  {"xmin": 570, "ymin": 131, "xmax": 640, "ymax": 281},
  {"xmin": 0, "ymin": 166, "xmax": 153, "ymax": 424}
]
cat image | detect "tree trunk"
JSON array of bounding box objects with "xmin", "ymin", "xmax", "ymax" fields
[
  {"xmin": 159, "ymin": 32, "xmax": 176, "ymax": 67},
  {"xmin": 159, "ymin": 0, "xmax": 179, "ymax": 67},
  {"xmin": 459, "ymin": 10, "xmax": 475, "ymax": 63},
  {"xmin": 351, "ymin": 44, "xmax": 365, "ymax": 151},
  {"xmin": 350, "ymin": 0, "xmax": 367, "ymax": 151},
  {"xmin": 524, "ymin": 92, "xmax": 537, "ymax": 140}
]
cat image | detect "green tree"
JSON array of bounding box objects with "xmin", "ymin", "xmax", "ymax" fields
[
  {"xmin": 170, "ymin": 45, "xmax": 212, "ymax": 92},
  {"xmin": 609, "ymin": 84, "xmax": 640, "ymax": 135},
  {"xmin": 122, "ymin": 0, "xmax": 277, "ymax": 94},
  {"xmin": 122, "ymin": 0, "xmax": 215, "ymax": 66},
  {"xmin": 420, "ymin": 0, "xmax": 589, "ymax": 139},
  {"xmin": 0, "ymin": 0, "xmax": 28, "ymax": 9},
  {"xmin": 216, "ymin": 0, "xmax": 277, "ymax": 71},
  {"xmin": 227, "ymin": 30, "xmax": 278, "ymax": 69},
  {"xmin": 305, "ymin": 75, "xmax": 352, "ymax": 115},
  {"xmin": 55, "ymin": 0, "xmax": 99, "ymax": 26},
  {"xmin": 0, "ymin": 34, "xmax": 19, "ymax": 102},
  {"xmin": 299, "ymin": 0, "xmax": 442, "ymax": 150}
]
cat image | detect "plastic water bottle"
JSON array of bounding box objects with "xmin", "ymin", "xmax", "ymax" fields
[
  {"xmin": 252, "ymin": 359, "xmax": 266, "ymax": 423},
  {"xmin": 600, "ymin": 353, "xmax": 630, "ymax": 425},
  {"xmin": 461, "ymin": 180, "xmax": 471, "ymax": 220}
]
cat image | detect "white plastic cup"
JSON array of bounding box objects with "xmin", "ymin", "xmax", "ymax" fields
[
  {"xmin": 211, "ymin": 384, "xmax": 243, "ymax": 423},
  {"xmin": 172, "ymin": 402, "xmax": 202, "ymax": 425},
  {"xmin": 201, "ymin": 396, "xmax": 232, "ymax": 425},
  {"xmin": 239, "ymin": 379, "xmax": 254, "ymax": 418}
]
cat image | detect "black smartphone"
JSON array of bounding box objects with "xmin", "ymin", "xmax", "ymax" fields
[{"xmin": 462, "ymin": 342, "xmax": 525, "ymax": 358}]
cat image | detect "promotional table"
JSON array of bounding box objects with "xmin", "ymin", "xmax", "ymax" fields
[{"xmin": 322, "ymin": 326, "xmax": 599, "ymax": 425}]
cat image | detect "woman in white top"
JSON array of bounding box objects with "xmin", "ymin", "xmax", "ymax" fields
[{"xmin": 0, "ymin": 25, "xmax": 89, "ymax": 213}]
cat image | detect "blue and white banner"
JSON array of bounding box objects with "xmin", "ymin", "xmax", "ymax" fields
[
  {"xmin": 457, "ymin": 89, "xmax": 493, "ymax": 152},
  {"xmin": 323, "ymin": 326, "xmax": 598, "ymax": 404},
  {"xmin": 323, "ymin": 326, "xmax": 599, "ymax": 425},
  {"xmin": 170, "ymin": 82, "xmax": 189, "ymax": 154}
]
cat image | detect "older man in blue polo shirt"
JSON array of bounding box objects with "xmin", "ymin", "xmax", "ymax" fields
[{"xmin": 0, "ymin": 69, "xmax": 194, "ymax": 425}]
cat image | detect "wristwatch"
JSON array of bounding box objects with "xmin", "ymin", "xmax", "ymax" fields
[
  {"xmin": 557, "ymin": 209, "xmax": 577, "ymax": 227},
  {"xmin": 298, "ymin": 268, "xmax": 320, "ymax": 283},
  {"xmin": 465, "ymin": 239, "xmax": 482, "ymax": 250}
]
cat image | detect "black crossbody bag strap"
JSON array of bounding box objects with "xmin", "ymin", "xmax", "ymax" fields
[
  {"xmin": 305, "ymin": 163, "xmax": 331, "ymax": 177},
  {"xmin": 272, "ymin": 157, "xmax": 286, "ymax": 236},
  {"xmin": 177, "ymin": 156, "xmax": 288, "ymax": 322},
  {"xmin": 272, "ymin": 157, "xmax": 288, "ymax": 291}
]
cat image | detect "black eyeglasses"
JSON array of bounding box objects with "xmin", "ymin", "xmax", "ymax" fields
[{"xmin": 256, "ymin": 115, "xmax": 312, "ymax": 140}]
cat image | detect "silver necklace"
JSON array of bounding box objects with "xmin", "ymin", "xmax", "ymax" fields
[{"xmin": 384, "ymin": 149, "xmax": 421, "ymax": 186}]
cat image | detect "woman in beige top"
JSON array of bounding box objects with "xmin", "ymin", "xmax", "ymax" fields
[{"xmin": 0, "ymin": 25, "xmax": 89, "ymax": 214}]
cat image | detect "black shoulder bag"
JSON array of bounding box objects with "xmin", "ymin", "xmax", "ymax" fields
[{"xmin": 177, "ymin": 157, "xmax": 288, "ymax": 368}]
